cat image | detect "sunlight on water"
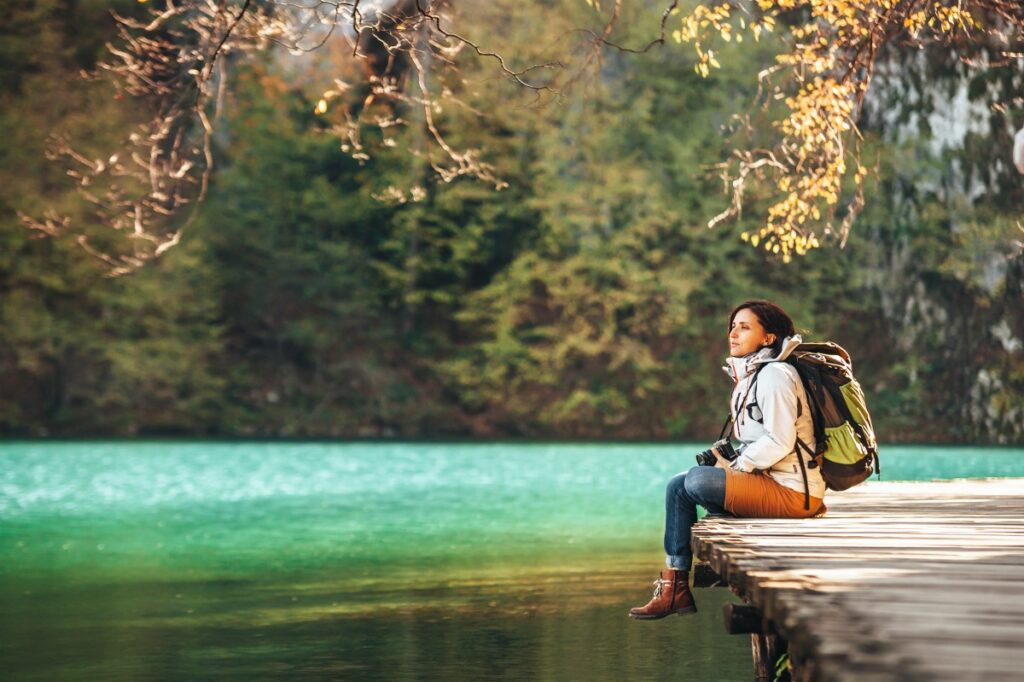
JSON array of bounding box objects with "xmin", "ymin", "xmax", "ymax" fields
[{"xmin": 1, "ymin": 441, "xmax": 1022, "ymax": 680}]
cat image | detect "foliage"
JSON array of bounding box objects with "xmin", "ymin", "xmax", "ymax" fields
[
  {"xmin": 0, "ymin": 0, "xmax": 1021, "ymax": 441},
  {"xmin": 18, "ymin": 0, "xmax": 1023, "ymax": 271},
  {"xmin": 0, "ymin": 0, "xmax": 224, "ymax": 435},
  {"xmin": 670, "ymin": 0, "xmax": 1024, "ymax": 260}
]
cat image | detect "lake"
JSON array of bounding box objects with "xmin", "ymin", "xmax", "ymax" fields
[{"xmin": 2, "ymin": 442, "xmax": 1023, "ymax": 680}]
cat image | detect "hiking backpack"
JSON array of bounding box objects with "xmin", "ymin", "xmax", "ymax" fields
[
  {"xmin": 784, "ymin": 342, "xmax": 879, "ymax": 492},
  {"xmin": 725, "ymin": 341, "xmax": 879, "ymax": 509}
]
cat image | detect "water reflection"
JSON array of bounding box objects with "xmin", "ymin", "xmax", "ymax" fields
[{"xmin": 1, "ymin": 568, "xmax": 750, "ymax": 681}]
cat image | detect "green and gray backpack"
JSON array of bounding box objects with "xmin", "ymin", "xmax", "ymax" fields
[
  {"xmin": 785, "ymin": 342, "xmax": 879, "ymax": 493},
  {"xmin": 732, "ymin": 341, "xmax": 879, "ymax": 509}
]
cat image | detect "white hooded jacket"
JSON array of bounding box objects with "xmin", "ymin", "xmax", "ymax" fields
[{"xmin": 723, "ymin": 335, "xmax": 825, "ymax": 499}]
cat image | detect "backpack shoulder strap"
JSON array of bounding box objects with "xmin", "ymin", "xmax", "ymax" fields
[
  {"xmin": 794, "ymin": 436, "xmax": 815, "ymax": 511},
  {"xmin": 785, "ymin": 357, "xmax": 827, "ymax": 455}
]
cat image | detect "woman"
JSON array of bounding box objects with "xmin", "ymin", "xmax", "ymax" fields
[{"xmin": 629, "ymin": 300, "xmax": 826, "ymax": 620}]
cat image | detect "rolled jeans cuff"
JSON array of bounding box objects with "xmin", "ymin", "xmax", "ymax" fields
[{"xmin": 666, "ymin": 554, "xmax": 691, "ymax": 571}]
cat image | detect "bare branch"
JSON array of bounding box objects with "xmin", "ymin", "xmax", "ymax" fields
[
  {"xmin": 412, "ymin": 0, "xmax": 562, "ymax": 93},
  {"xmin": 580, "ymin": 1, "xmax": 680, "ymax": 55}
]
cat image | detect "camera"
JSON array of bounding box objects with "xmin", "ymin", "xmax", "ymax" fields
[{"xmin": 695, "ymin": 438, "xmax": 738, "ymax": 467}]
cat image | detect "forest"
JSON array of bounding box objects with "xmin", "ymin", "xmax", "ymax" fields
[{"xmin": 1, "ymin": 0, "xmax": 1022, "ymax": 442}]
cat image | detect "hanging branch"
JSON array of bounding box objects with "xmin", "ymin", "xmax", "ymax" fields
[
  {"xmin": 21, "ymin": 0, "xmax": 275, "ymax": 274},
  {"xmin": 670, "ymin": 0, "xmax": 1024, "ymax": 260},
  {"xmin": 27, "ymin": 0, "xmax": 1023, "ymax": 272},
  {"xmin": 23, "ymin": 0, "xmax": 571, "ymax": 274}
]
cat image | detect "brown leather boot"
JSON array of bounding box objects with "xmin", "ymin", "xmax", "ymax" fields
[{"xmin": 628, "ymin": 568, "xmax": 697, "ymax": 620}]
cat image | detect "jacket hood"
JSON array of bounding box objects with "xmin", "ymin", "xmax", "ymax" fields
[{"xmin": 723, "ymin": 334, "xmax": 803, "ymax": 381}]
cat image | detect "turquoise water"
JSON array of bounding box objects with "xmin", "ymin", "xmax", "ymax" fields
[{"xmin": 2, "ymin": 442, "xmax": 1023, "ymax": 680}]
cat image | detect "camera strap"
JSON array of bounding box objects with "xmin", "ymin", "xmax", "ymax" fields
[{"xmin": 718, "ymin": 413, "xmax": 733, "ymax": 441}]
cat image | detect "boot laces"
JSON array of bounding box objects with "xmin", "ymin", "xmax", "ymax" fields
[{"xmin": 651, "ymin": 578, "xmax": 672, "ymax": 598}]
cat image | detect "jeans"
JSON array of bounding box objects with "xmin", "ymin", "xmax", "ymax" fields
[{"xmin": 664, "ymin": 466, "xmax": 728, "ymax": 571}]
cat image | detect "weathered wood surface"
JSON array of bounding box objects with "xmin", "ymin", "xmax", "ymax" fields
[{"xmin": 692, "ymin": 478, "xmax": 1024, "ymax": 682}]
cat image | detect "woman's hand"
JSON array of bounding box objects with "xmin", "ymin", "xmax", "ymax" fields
[{"xmin": 712, "ymin": 447, "xmax": 730, "ymax": 469}]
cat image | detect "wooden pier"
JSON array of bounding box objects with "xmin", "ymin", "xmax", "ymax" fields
[{"xmin": 691, "ymin": 478, "xmax": 1024, "ymax": 682}]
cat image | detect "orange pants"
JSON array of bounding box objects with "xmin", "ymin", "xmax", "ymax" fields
[{"xmin": 724, "ymin": 469, "xmax": 826, "ymax": 518}]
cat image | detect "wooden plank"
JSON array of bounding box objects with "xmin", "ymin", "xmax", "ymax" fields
[{"xmin": 692, "ymin": 478, "xmax": 1024, "ymax": 682}]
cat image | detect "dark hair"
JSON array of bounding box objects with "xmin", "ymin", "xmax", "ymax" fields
[{"xmin": 728, "ymin": 300, "xmax": 796, "ymax": 355}]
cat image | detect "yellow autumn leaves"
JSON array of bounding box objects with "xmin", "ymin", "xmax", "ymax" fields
[
  {"xmin": 673, "ymin": 4, "xmax": 774, "ymax": 77},
  {"xmin": 904, "ymin": 5, "xmax": 978, "ymax": 36},
  {"xmin": 669, "ymin": 0, "xmax": 981, "ymax": 259}
]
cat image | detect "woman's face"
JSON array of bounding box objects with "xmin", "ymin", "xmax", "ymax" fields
[{"xmin": 728, "ymin": 308, "xmax": 774, "ymax": 357}]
